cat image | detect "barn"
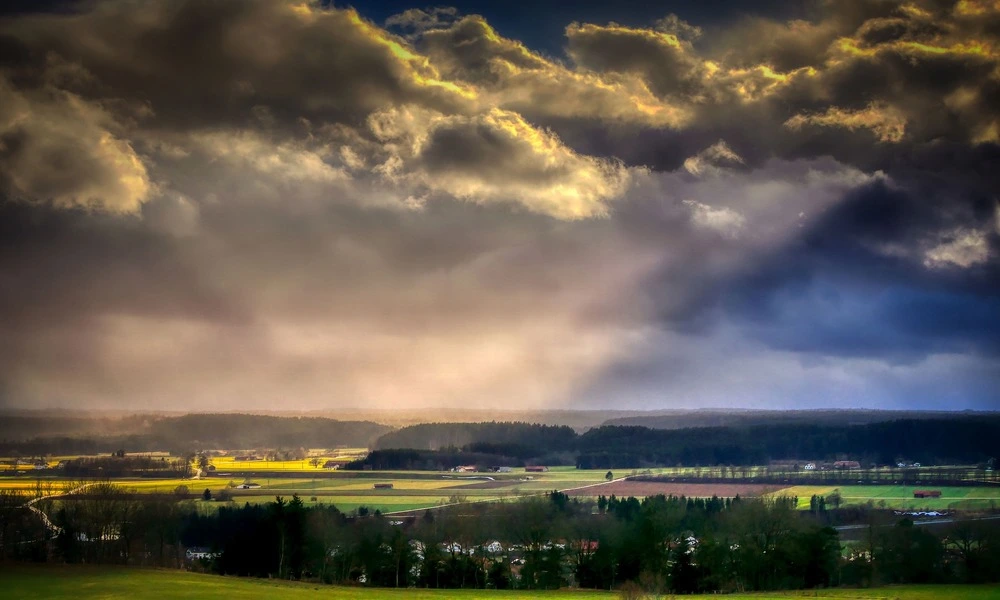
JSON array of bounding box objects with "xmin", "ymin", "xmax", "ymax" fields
[{"xmin": 913, "ymin": 490, "xmax": 942, "ymax": 498}]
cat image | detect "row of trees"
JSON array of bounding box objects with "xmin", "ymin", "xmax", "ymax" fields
[
  {"xmin": 10, "ymin": 484, "xmax": 1000, "ymax": 592},
  {"xmin": 349, "ymin": 419, "xmax": 1000, "ymax": 474}
]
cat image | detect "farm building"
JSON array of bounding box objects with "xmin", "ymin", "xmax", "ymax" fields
[
  {"xmin": 237, "ymin": 483, "xmax": 261, "ymax": 489},
  {"xmin": 373, "ymin": 483, "xmax": 394, "ymax": 489},
  {"xmin": 494, "ymin": 466, "xmax": 512, "ymax": 473},
  {"xmin": 833, "ymin": 461, "xmax": 861, "ymax": 470},
  {"xmin": 525, "ymin": 466, "xmax": 548, "ymax": 472},
  {"xmin": 803, "ymin": 463, "xmax": 816, "ymax": 471},
  {"xmin": 913, "ymin": 490, "xmax": 942, "ymax": 498},
  {"xmin": 185, "ymin": 547, "xmax": 220, "ymax": 560},
  {"xmin": 322, "ymin": 460, "xmax": 340, "ymax": 469}
]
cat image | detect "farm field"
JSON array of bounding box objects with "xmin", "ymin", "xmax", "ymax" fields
[
  {"xmin": 565, "ymin": 480, "xmax": 780, "ymax": 499},
  {"xmin": 208, "ymin": 449, "xmax": 369, "ymax": 472},
  {"xmin": 772, "ymin": 485, "xmax": 1000, "ymax": 510},
  {"xmin": 3, "ymin": 566, "xmax": 1000, "ymax": 600},
  {"xmin": 4, "ymin": 465, "xmax": 998, "ymax": 515}
]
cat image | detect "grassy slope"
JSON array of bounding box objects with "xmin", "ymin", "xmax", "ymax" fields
[{"xmin": 3, "ymin": 567, "xmax": 1000, "ymax": 600}]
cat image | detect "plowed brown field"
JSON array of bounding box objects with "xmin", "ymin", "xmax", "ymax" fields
[{"xmin": 565, "ymin": 480, "xmax": 780, "ymax": 498}]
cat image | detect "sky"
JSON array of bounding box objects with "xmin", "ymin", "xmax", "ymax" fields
[{"xmin": 0, "ymin": 0, "xmax": 998, "ymax": 412}]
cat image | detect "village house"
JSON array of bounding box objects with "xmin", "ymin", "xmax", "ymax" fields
[
  {"xmin": 524, "ymin": 466, "xmax": 548, "ymax": 472},
  {"xmin": 833, "ymin": 460, "xmax": 861, "ymax": 470},
  {"xmin": 185, "ymin": 547, "xmax": 220, "ymax": 561}
]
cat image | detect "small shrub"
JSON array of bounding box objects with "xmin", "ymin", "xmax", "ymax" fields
[{"xmin": 619, "ymin": 580, "xmax": 645, "ymax": 600}]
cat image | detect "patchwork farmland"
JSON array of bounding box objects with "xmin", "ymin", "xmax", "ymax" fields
[{"xmin": 4, "ymin": 456, "xmax": 998, "ymax": 515}]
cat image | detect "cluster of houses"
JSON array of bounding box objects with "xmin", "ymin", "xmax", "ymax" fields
[
  {"xmin": 894, "ymin": 510, "xmax": 948, "ymax": 517},
  {"xmin": 232, "ymin": 455, "xmax": 263, "ymax": 462},
  {"xmin": 800, "ymin": 460, "xmax": 861, "ymax": 471},
  {"xmin": 449, "ymin": 465, "xmax": 546, "ymax": 473},
  {"xmin": 185, "ymin": 547, "xmax": 221, "ymax": 561},
  {"xmin": 792, "ymin": 460, "xmax": 930, "ymax": 472},
  {"xmin": 11, "ymin": 458, "xmax": 58, "ymax": 470}
]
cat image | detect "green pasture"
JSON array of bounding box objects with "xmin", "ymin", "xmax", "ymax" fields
[
  {"xmin": 773, "ymin": 486, "xmax": 1000, "ymax": 510},
  {"xmin": 3, "ymin": 566, "xmax": 1000, "ymax": 600}
]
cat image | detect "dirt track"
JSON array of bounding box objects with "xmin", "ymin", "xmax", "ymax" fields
[{"xmin": 563, "ymin": 480, "xmax": 779, "ymax": 498}]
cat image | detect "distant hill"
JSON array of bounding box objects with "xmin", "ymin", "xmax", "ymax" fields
[
  {"xmin": 0, "ymin": 413, "xmax": 391, "ymax": 454},
  {"xmin": 599, "ymin": 409, "xmax": 994, "ymax": 430},
  {"xmin": 374, "ymin": 421, "xmax": 576, "ymax": 453}
]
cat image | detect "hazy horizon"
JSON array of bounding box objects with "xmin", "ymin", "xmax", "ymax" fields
[{"xmin": 1, "ymin": 0, "xmax": 998, "ymax": 412}]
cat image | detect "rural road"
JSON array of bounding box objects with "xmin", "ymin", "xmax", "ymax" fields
[{"xmin": 23, "ymin": 483, "xmax": 97, "ymax": 535}]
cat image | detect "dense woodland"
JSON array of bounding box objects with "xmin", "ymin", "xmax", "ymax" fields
[
  {"xmin": 599, "ymin": 409, "xmax": 994, "ymax": 430},
  {"xmin": 3, "ymin": 413, "xmax": 997, "ymax": 472},
  {"xmin": 3, "ymin": 485, "xmax": 998, "ymax": 592},
  {"xmin": 350, "ymin": 418, "xmax": 1000, "ymax": 471}
]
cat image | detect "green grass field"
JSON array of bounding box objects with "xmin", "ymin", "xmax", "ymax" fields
[
  {"xmin": 2, "ymin": 567, "xmax": 999, "ymax": 600},
  {"xmin": 773, "ymin": 486, "xmax": 1000, "ymax": 510}
]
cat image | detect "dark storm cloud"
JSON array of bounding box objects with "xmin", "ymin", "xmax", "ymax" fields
[
  {"xmin": 712, "ymin": 179, "xmax": 1000, "ymax": 360},
  {"xmin": 1, "ymin": 0, "xmax": 474, "ymax": 130},
  {"xmin": 0, "ymin": 0, "xmax": 997, "ymax": 410}
]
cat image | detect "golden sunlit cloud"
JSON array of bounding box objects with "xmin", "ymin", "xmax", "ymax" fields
[
  {"xmin": 366, "ymin": 105, "xmax": 637, "ymax": 219},
  {"xmin": 784, "ymin": 103, "xmax": 907, "ymax": 142}
]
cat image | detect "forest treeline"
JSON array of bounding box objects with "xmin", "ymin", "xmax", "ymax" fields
[
  {"xmin": 2, "ymin": 414, "xmax": 997, "ymax": 470},
  {"xmin": 599, "ymin": 409, "xmax": 995, "ymax": 430},
  {"xmin": 4, "ymin": 485, "xmax": 998, "ymax": 592},
  {"xmin": 354, "ymin": 418, "xmax": 1000, "ymax": 470},
  {"xmin": 0, "ymin": 414, "xmax": 391, "ymax": 455}
]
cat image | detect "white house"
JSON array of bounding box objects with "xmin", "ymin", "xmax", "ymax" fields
[{"xmin": 186, "ymin": 547, "xmax": 220, "ymax": 560}]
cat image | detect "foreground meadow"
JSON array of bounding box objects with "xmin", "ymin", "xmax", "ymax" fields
[{"xmin": 2, "ymin": 567, "xmax": 999, "ymax": 600}]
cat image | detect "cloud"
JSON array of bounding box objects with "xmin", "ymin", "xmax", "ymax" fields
[
  {"xmin": 0, "ymin": 0, "xmax": 998, "ymax": 411},
  {"xmin": 924, "ymin": 228, "xmax": 991, "ymax": 268},
  {"xmin": 784, "ymin": 102, "xmax": 907, "ymax": 142},
  {"xmin": 0, "ymin": 76, "xmax": 152, "ymax": 213},
  {"xmin": 366, "ymin": 105, "xmax": 636, "ymax": 218},
  {"xmin": 416, "ymin": 15, "xmax": 692, "ymax": 128},
  {"xmin": 683, "ymin": 200, "xmax": 746, "ymax": 239},
  {"xmin": 683, "ymin": 140, "xmax": 745, "ymax": 176},
  {"xmin": 385, "ymin": 7, "xmax": 458, "ymax": 33},
  {"xmin": 654, "ymin": 14, "xmax": 703, "ymax": 42},
  {"xmin": 565, "ymin": 21, "xmax": 703, "ymax": 99},
  {"xmin": 1, "ymin": 0, "xmax": 477, "ymax": 131}
]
